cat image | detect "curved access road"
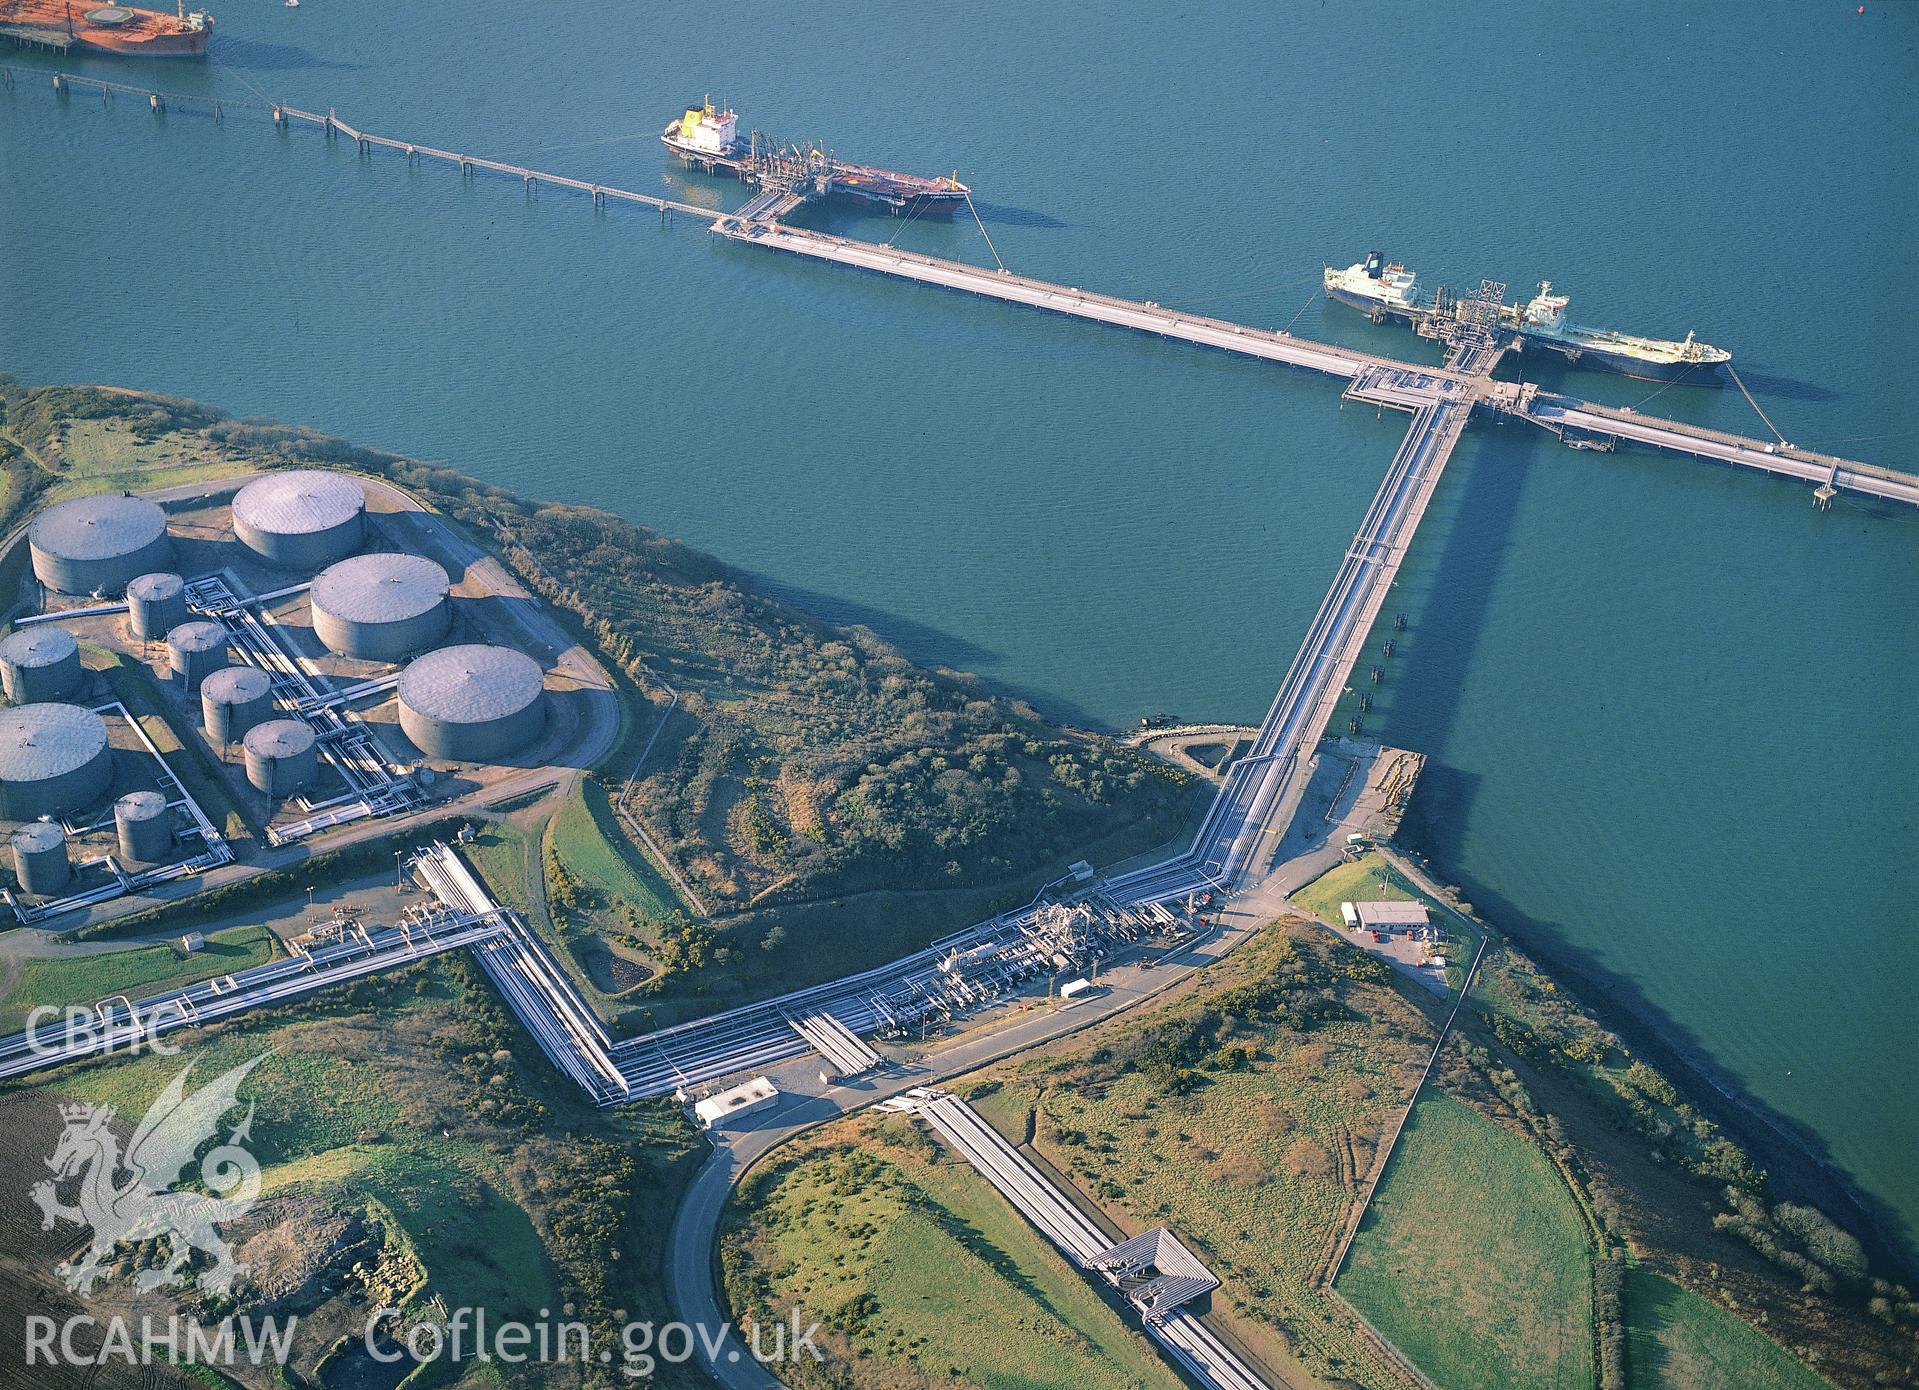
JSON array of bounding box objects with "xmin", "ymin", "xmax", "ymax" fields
[{"xmin": 662, "ymin": 875, "xmax": 1304, "ymax": 1390}]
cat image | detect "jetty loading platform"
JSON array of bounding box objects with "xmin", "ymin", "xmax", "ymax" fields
[
  {"xmin": 7, "ymin": 70, "xmax": 1918, "ymax": 1103},
  {"xmin": 714, "ymin": 217, "xmax": 1916, "ymax": 508}
]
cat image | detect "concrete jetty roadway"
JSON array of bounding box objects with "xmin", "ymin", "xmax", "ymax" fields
[
  {"xmin": 1529, "ymin": 393, "xmax": 1919, "ymax": 505},
  {"xmin": 718, "ymin": 220, "xmax": 1916, "ymax": 510},
  {"xmin": 1112, "ymin": 388, "xmax": 1475, "ymax": 908}
]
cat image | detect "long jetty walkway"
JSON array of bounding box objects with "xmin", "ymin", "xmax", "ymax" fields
[
  {"xmin": 16, "ymin": 65, "xmax": 1907, "ymax": 507},
  {"xmin": 717, "ymin": 219, "xmax": 1915, "ymax": 509},
  {"xmin": 279, "ymin": 106, "xmax": 715, "ymax": 219},
  {"xmin": 6, "ymin": 72, "xmax": 1918, "ymax": 1108}
]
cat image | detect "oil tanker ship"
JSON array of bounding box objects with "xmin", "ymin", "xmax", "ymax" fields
[
  {"xmin": 1, "ymin": 0, "xmax": 211, "ymax": 56},
  {"xmin": 663, "ymin": 98, "xmax": 968, "ymax": 215},
  {"xmin": 1324, "ymin": 252, "xmax": 1731, "ymax": 381}
]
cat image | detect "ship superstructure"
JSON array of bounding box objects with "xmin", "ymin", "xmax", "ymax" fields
[
  {"xmin": 664, "ymin": 99, "xmax": 742, "ymax": 160},
  {"xmin": 1323, "ymin": 252, "xmax": 1424, "ymax": 322},
  {"xmin": 0, "ymin": 0, "xmax": 212, "ymax": 56},
  {"xmin": 662, "ymin": 97, "xmax": 968, "ymax": 216},
  {"xmin": 1325, "ymin": 253, "xmax": 1731, "ymax": 381}
]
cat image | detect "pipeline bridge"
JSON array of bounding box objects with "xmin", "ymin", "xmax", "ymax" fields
[{"xmin": 5, "ymin": 73, "xmax": 1917, "ymax": 1105}]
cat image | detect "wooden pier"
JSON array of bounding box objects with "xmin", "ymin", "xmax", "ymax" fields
[{"xmin": 0, "ymin": 22, "xmax": 71, "ymax": 55}]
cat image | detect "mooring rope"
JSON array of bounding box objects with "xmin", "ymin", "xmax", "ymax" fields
[
  {"xmin": 1726, "ymin": 362, "xmax": 1789, "ymax": 446},
  {"xmin": 963, "ymin": 189, "xmax": 1005, "ymax": 273}
]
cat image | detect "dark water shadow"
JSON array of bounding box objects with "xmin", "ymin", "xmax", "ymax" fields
[
  {"xmin": 1378, "ymin": 416, "xmax": 1541, "ymax": 755},
  {"xmin": 1410, "ymin": 785, "xmax": 1919, "ymax": 1279},
  {"xmin": 210, "ymin": 38, "xmax": 363, "ymax": 74},
  {"xmin": 744, "ymin": 572, "xmax": 1108, "ymax": 730},
  {"xmin": 970, "ymin": 199, "xmax": 1069, "ymax": 230},
  {"xmin": 1717, "ymin": 364, "xmax": 1841, "ymax": 405}
]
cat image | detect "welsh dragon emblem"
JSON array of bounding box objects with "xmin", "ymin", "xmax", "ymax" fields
[{"xmin": 30, "ymin": 1053, "xmax": 267, "ymax": 1296}]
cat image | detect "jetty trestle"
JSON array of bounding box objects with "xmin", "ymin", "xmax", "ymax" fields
[{"xmin": 6, "ymin": 66, "xmax": 1912, "ymax": 512}]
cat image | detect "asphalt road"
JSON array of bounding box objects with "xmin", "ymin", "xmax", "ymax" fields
[{"xmin": 663, "ymin": 876, "xmax": 1295, "ymax": 1390}]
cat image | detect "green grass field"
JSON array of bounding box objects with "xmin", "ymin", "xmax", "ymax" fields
[
  {"xmin": 726, "ymin": 1123, "xmax": 1176, "ymax": 1390},
  {"xmin": 0, "ymin": 924, "xmax": 277, "ymax": 1032},
  {"xmin": 1293, "ymin": 851, "xmax": 1483, "ymax": 992},
  {"xmin": 1625, "ymin": 1267, "xmax": 1832, "ymax": 1390},
  {"xmin": 546, "ymin": 778, "xmax": 682, "ymax": 927},
  {"xmin": 464, "ymin": 817, "xmax": 543, "ymax": 919},
  {"xmin": 938, "ymin": 922, "xmax": 1437, "ymax": 1388},
  {"xmin": 1291, "ymin": 853, "xmax": 1425, "ymax": 924},
  {"xmin": 34, "ymin": 965, "xmax": 705, "ymax": 1384},
  {"xmin": 465, "ymin": 812, "xmax": 648, "ymax": 1022},
  {"xmin": 1338, "ymin": 1091, "xmax": 1594, "ymax": 1390}
]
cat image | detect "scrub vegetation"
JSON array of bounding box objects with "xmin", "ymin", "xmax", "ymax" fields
[
  {"xmin": 2, "ymin": 950, "xmax": 706, "ymax": 1389},
  {"xmin": 722, "ymin": 1126, "xmax": 1177, "ymax": 1390},
  {"xmin": 0, "ymin": 381, "xmax": 1200, "ymax": 1011}
]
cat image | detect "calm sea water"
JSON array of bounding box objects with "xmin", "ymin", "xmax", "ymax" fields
[{"xmin": 3, "ymin": 3, "xmax": 1915, "ymax": 1256}]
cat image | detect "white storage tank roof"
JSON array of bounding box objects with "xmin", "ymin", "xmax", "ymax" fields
[
  {"xmin": 398, "ymin": 643, "xmax": 546, "ymax": 761},
  {"xmin": 308, "ymin": 552, "xmax": 452, "ymax": 662},
  {"xmin": 232, "ymin": 470, "xmax": 367, "ymax": 570},
  {"xmin": 0, "ymin": 624, "xmax": 83, "ymax": 704},
  {"xmin": 0, "ymin": 702, "xmax": 113, "ymax": 820},
  {"xmin": 29, "ymin": 493, "xmax": 171, "ymax": 595}
]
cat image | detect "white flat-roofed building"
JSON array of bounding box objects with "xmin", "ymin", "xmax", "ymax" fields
[
  {"xmin": 1352, "ymin": 900, "xmax": 1431, "ymax": 934},
  {"xmin": 693, "ymin": 1076, "xmax": 778, "ymax": 1129}
]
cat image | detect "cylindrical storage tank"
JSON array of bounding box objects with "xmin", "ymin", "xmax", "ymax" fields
[
  {"xmin": 11, "ymin": 821, "xmax": 71, "ymax": 897},
  {"xmin": 201, "ymin": 665, "xmax": 274, "ymax": 747},
  {"xmin": 243, "ymin": 719, "xmax": 317, "ymax": 799},
  {"xmin": 0, "ymin": 624, "xmax": 82, "ymax": 705},
  {"xmin": 398, "ymin": 644, "xmax": 546, "ymax": 761},
  {"xmin": 127, "ymin": 572, "xmax": 189, "ymax": 643},
  {"xmin": 231, "ymin": 470, "xmax": 366, "ymax": 570},
  {"xmin": 166, "ymin": 621, "xmax": 230, "ymax": 693},
  {"xmin": 28, "ymin": 493, "xmax": 171, "ymax": 596},
  {"xmin": 0, "ymin": 703, "xmax": 113, "ymax": 821},
  {"xmin": 308, "ymin": 552, "xmax": 451, "ymax": 662},
  {"xmin": 115, "ymin": 789, "xmax": 173, "ymax": 865}
]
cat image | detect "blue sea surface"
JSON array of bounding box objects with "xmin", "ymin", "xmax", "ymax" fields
[{"xmin": 3, "ymin": 2, "xmax": 1915, "ymax": 1257}]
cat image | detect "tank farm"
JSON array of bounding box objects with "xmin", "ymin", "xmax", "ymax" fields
[{"xmin": 0, "ymin": 466, "xmax": 565, "ymax": 926}]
